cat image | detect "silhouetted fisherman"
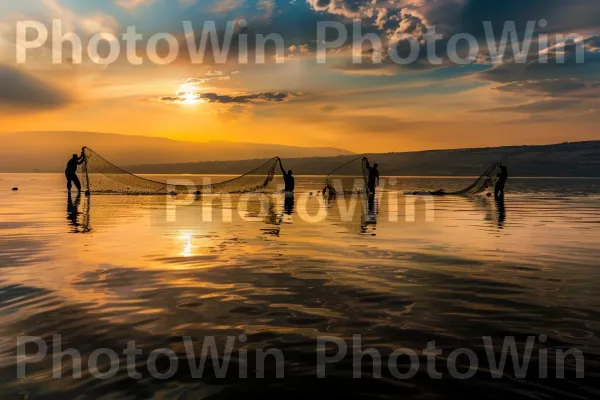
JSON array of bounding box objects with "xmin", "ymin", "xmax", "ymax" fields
[
  {"xmin": 365, "ymin": 160, "xmax": 380, "ymax": 195},
  {"xmin": 495, "ymin": 164, "xmax": 508, "ymax": 199},
  {"xmin": 279, "ymin": 159, "xmax": 295, "ymax": 193},
  {"xmin": 65, "ymin": 150, "xmax": 85, "ymax": 193}
]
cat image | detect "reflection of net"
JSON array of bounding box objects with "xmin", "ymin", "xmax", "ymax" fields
[
  {"xmin": 81, "ymin": 148, "xmax": 279, "ymax": 195},
  {"xmin": 447, "ymin": 163, "xmax": 501, "ymax": 195},
  {"xmin": 325, "ymin": 157, "xmax": 370, "ymax": 196}
]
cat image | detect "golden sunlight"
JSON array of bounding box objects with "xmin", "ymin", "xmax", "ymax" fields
[
  {"xmin": 178, "ymin": 83, "xmax": 203, "ymax": 105},
  {"xmin": 180, "ymin": 232, "xmax": 193, "ymax": 257}
]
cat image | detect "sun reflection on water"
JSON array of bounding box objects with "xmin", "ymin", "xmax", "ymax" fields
[{"xmin": 180, "ymin": 232, "xmax": 193, "ymax": 257}]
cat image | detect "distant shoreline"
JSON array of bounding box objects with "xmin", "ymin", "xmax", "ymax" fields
[
  {"xmin": 122, "ymin": 141, "xmax": 600, "ymax": 178},
  {"xmin": 2, "ymin": 140, "xmax": 599, "ymax": 177}
]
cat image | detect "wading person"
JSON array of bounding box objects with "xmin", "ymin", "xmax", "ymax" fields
[
  {"xmin": 495, "ymin": 164, "xmax": 508, "ymax": 199},
  {"xmin": 279, "ymin": 159, "xmax": 295, "ymax": 194},
  {"xmin": 65, "ymin": 150, "xmax": 85, "ymax": 193},
  {"xmin": 365, "ymin": 160, "xmax": 380, "ymax": 195}
]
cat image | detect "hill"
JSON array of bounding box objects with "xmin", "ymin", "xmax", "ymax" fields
[
  {"xmin": 125, "ymin": 141, "xmax": 600, "ymax": 177},
  {"xmin": 0, "ymin": 131, "xmax": 352, "ymax": 172}
]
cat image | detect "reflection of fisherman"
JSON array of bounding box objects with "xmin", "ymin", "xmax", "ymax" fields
[
  {"xmin": 67, "ymin": 192, "xmax": 81, "ymax": 230},
  {"xmin": 284, "ymin": 194, "xmax": 294, "ymax": 215},
  {"xmin": 496, "ymin": 196, "xmax": 506, "ymax": 229}
]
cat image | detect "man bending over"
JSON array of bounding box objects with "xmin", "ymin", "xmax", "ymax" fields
[{"xmin": 65, "ymin": 150, "xmax": 85, "ymax": 193}]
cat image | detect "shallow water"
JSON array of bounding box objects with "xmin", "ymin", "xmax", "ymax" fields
[{"xmin": 1, "ymin": 174, "xmax": 599, "ymax": 399}]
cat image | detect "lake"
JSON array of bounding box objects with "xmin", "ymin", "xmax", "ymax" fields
[{"xmin": 1, "ymin": 174, "xmax": 599, "ymax": 399}]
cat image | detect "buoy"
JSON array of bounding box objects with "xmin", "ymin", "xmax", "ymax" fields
[{"xmin": 12, "ymin": 187, "xmax": 18, "ymax": 191}]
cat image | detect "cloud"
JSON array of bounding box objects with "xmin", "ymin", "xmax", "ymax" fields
[
  {"xmin": 202, "ymin": 92, "xmax": 291, "ymax": 103},
  {"xmin": 258, "ymin": 0, "xmax": 276, "ymax": 20},
  {"xmin": 304, "ymin": 0, "xmax": 600, "ymax": 74},
  {"xmin": 42, "ymin": 0, "xmax": 119, "ymax": 35},
  {"xmin": 289, "ymin": 44, "xmax": 310, "ymax": 54},
  {"xmin": 200, "ymin": 92, "xmax": 285, "ymax": 103},
  {"xmin": 471, "ymin": 99, "xmax": 583, "ymax": 114},
  {"xmin": 460, "ymin": 0, "xmax": 600, "ymax": 37},
  {"xmin": 331, "ymin": 63, "xmax": 402, "ymax": 76},
  {"xmin": 116, "ymin": 0, "xmax": 158, "ymax": 10},
  {"xmin": 495, "ymin": 79, "xmax": 587, "ymax": 95},
  {"xmin": 211, "ymin": 0, "xmax": 245, "ymax": 13},
  {"xmin": 184, "ymin": 70, "xmax": 238, "ymax": 84},
  {"xmin": 161, "ymin": 91, "xmax": 292, "ymax": 104},
  {"xmin": 0, "ymin": 65, "xmax": 71, "ymax": 112},
  {"xmin": 306, "ymin": 0, "xmax": 371, "ymax": 19},
  {"xmin": 476, "ymin": 35, "xmax": 600, "ymax": 101}
]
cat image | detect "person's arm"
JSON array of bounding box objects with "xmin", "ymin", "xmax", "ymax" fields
[
  {"xmin": 364, "ymin": 158, "xmax": 371, "ymax": 169},
  {"xmin": 77, "ymin": 151, "xmax": 86, "ymax": 164}
]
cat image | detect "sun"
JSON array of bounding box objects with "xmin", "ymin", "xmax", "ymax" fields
[
  {"xmin": 177, "ymin": 83, "xmax": 203, "ymax": 105},
  {"xmin": 182, "ymin": 91, "xmax": 198, "ymax": 104}
]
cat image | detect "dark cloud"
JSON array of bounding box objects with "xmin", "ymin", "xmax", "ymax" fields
[
  {"xmin": 160, "ymin": 96, "xmax": 181, "ymax": 102},
  {"xmin": 0, "ymin": 65, "xmax": 71, "ymax": 111},
  {"xmin": 161, "ymin": 91, "xmax": 292, "ymax": 104},
  {"xmin": 477, "ymin": 37, "xmax": 600, "ymax": 100},
  {"xmin": 459, "ymin": 0, "xmax": 600, "ymax": 37},
  {"xmin": 303, "ymin": 0, "xmax": 600, "ymax": 74},
  {"xmin": 201, "ymin": 92, "xmax": 290, "ymax": 103},
  {"xmin": 321, "ymin": 105, "xmax": 337, "ymax": 112},
  {"xmin": 471, "ymin": 99, "xmax": 583, "ymax": 114},
  {"xmin": 496, "ymin": 79, "xmax": 587, "ymax": 95}
]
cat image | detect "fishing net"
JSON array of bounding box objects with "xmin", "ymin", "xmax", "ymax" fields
[
  {"xmin": 405, "ymin": 163, "xmax": 501, "ymax": 196},
  {"xmin": 448, "ymin": 163, "xmax": 501, "ymax": 195},
  {"xmin": 81, "ymin": 148, "xmax": 279, "ymax": 195},
  {"xmin": 324, "ymin": 157, "xmax": 371, "ymax": 196}
]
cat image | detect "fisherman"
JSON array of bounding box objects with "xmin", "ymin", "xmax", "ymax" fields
[
  {"xmin": 279, "ymin": 159, "xmax": 295, "ymax": 194},
  {"xmin": 365, "ymin": 160, "xmax": 380, "ymax": 195},
  {"xmin": 65, "ymin": 150, "xmax": 85, "ymax": 193},
  {"xmin": 495, "ymin": 164, "xmax": 508, "ymax": 199}
]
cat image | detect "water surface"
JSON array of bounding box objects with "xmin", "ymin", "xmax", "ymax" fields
[{"xmin": 1, "ymin": 174, "xmax": 599, "ymax": 399}]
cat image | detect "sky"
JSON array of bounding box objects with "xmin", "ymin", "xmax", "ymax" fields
[{"xmin": 1, "ymin": 0, "xmax": 600, "ymax": 153}]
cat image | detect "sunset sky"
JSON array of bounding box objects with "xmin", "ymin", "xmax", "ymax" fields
[{"xmin": 1, "ymin": 0, "xmax": 599, "ymax": 153}]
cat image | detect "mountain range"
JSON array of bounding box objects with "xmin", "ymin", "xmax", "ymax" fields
[
  {"xmin": 0, "ymin": 131, "xmax": 352, "ymax": 172},
  {"xmin": 2, "ymin": 131, "xmax": 599, "ymax": 176},
  {"xmin": 125, "ymin": 141, "xmax": 600, "ymax": 177}
]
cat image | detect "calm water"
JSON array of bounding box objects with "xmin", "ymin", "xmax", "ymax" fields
[{"xmin": 1, "ymin": 174, "xmax": 599, "ymax": 399}]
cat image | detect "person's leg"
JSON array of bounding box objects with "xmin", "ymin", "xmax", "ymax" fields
[
  {"xmin": 73, "ymin": 174, "xmax": 82, "ymax": 193},
  {"xmin": 66, "ymin": 173, "xmax": 72, "ymax": 192},
  {"xmin": 495, "ymin": 182, "xmax": 505, "ymax": 199}
]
